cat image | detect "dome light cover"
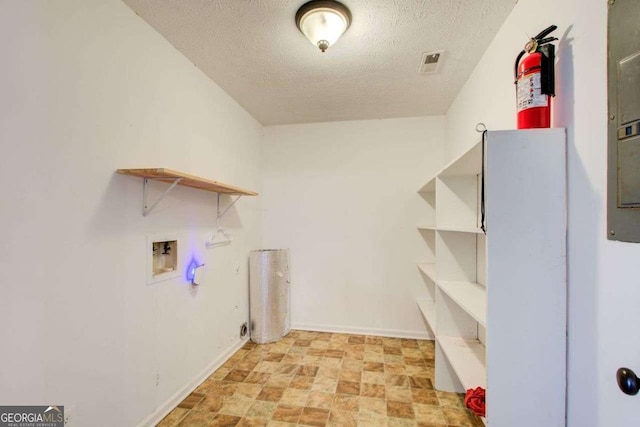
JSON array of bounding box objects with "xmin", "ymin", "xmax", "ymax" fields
[{"xmin": 296, "ymin": 1, "xmax": 352, "ymax": 52}]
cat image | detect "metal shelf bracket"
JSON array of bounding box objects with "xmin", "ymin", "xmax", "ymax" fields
[
  {"xmin": 141, "ymin": 178, "xmax": 243, "ymax": 222},
  {"xmin": 216, "ymin": 193, "xmax": 242, "ymax": 223},
  {"xmin": 142, "ymin": 177, "xmax": 183, "ymax": 216}
]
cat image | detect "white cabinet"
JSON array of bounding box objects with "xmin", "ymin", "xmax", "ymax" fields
[{"xmin": 416, "ymin": 129, "xmax": 566, "ymax": 427}]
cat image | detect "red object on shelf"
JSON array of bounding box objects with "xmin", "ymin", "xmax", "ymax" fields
[{"xmin": 464, "ymin": 387, "xmax": 486, "ymax": 417}]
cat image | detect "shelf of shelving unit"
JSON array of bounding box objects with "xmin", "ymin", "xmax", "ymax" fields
[
  {"xmin": 417, "ymin": 224, "xmax": 437, "ymax": 231},
  {"xmin": 418, "ymin": 177, "xmax": 436, "ymax": 193},
  {"xmin": 437, "ymin": 281, "xmax": 486, "ymax": 327},
  {"xmin": 417, "ymin": 263, "xmax": 436, "ymax": 283},
  {"xmin": 436, "ymin": 335, "xmax": 486, "ymax": 390},
  {"xmin": 416, "ymin": 299, "xmax": 436, "ymax": 333},
  {"xmin": 436, "ymin": 226, "xmax": 483, "ymax": 234},
  {"xmin": 439, "ymin": 140, "xmax": 482, "ymax": 177},
  {"xmin": 117, "ymin": 168, "xmax": 259, "ymax": 195}
]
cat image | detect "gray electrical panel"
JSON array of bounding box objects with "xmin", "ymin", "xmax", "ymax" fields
[{"xmin": 608, "ymin": 0, "xmax": 640, "ymax": 242}]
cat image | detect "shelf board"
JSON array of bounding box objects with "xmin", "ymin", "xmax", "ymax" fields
[
  {"xmin": 437, "ymin": 281, "xmax": 486, "ymax": 327},
  {"xmin": 416, "ymin": 299, "xmax": 436, "ymax": 333},
  {"xmin": 417, "ymin": 224, "xmax": 437, "ymax": 231},
  {"xmin": 418, "ymin": 178, "xmax": 436, "ymax": 193},
  {"xmin": 417, "ymin": 263, "xmax": 436, "ymax": 283},
  {"xmin": 439, "ymin": 141, "xmax": 482, "ymax": 177},
  {"xmin": 117, "ymin": 168, "xmax": 258, "ymax": 196},
  {"xmin": 437, "ymin": 225, "xmax": 483, "ymax": 234},
  {"xmin": 437, "ymin": 335, "xmax": 486, "ymax": 390}
]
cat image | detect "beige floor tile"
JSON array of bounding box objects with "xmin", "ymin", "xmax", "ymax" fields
[
  {"xmin": 279, "ymin": 388, "xmax": 310, "ymax": 406},
  {"xmin": 386, "ymin": 386, "xmax": 413, "ymax": 403},
  {"xmin": 311, "ymin": 378, "xmax": 338, "ymax": 393},
  {"xmin": 319, "ymin": 358, "xmax": 342, "ymax": 369},
  {"xmin": 338, "ymin": 369, "xmax": 362, "ymax": 382},
  {"xmin": 254, "ymin": 361, "xmax": 281, "ymax": 373},
  {"xmin": 341, "ymin": 359, "xmax": 364, "ymax": 371},
  {"xmin": 306, "ymin": 391, "xmax": 334, "ymax": 410},
  {"xmin": 289, "ymin": 375, "xmax": 315, "ymax": 390},
  {"xmin": 363, "ymin": 352, "xmax": 385, "ymax": 362},
  {"xmin": 234, "ymin": 383, "xmax": 264, "ymax": 400},
  {"xmin": 385, "ymin": 363, "xmax": 407, "ymax": 375},
  {"xmin": 332, "ymin": 394, "xmax": 359, "ymax": 412},
  {"xmin": 358, "ymin": 411, "xmax": 388, "ymax": 426},
  {"xmin": 387, "ymin": 417, "xmax": 418, "ymax": 426},
  {"xmin": 265, "ymin": 374, "xmax": 294, "ymax": 388},
  {"xmin": 362, "ymin": 371, "xmax": 385, "ymax": 385},
  {"xmin": 218, "ymin": 395, "xmax": 252, "ymax": 417},
  {"xmin": 316, "ymin": 367, "xmax": 339, "ymax": 379},
  {"xmin": 281, "ymin": 354, "xmax": 304, "ymax": 364},
  {"xmin": 358, "ymin": 396, "xmax": 387, "ymax": 417},
  {"xmin": 413, "ymin": 404, "xmax": 447, "ymax": 424},
  {"xmin": 436, "ymin": 391, "xmax": 466, "ymax": 408},
  {"xmin": 245, "ymin": 401, "xmax": 278, "ymax": 419}
]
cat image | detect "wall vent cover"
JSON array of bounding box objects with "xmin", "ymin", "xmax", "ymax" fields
[{"xmin": 419, "ymin": 50, "xmax": 445, "ymax": 75}]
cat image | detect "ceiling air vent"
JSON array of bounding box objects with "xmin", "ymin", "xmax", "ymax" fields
[{"xmin": 419, "ymin": 50, "xmax": 445, "ymax": 75}]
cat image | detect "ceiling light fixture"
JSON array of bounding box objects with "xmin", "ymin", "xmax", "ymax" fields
[{"xmin": 295, "ymin": 0, "xmax": 351, "ymax": 53}]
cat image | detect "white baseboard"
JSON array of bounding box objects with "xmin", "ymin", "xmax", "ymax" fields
[
  {"xmin": 137, "ymin": 337, "xmax": 249, "ymax": 427},
  {"xmin": 291, "ymin": 322, "xmax": 433, "ymax": 340}
]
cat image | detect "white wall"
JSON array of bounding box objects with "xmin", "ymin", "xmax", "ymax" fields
[
  {"xmin": 445, "ymin": 1, "xmax": 637, "ymax": 425},
  {"xmin": 0, "ymin": 1, "xmax": 261, "ymax": 426},
  {"xmin": 262, "ymin": 117, "xmax": 445, "ymax": 338}
]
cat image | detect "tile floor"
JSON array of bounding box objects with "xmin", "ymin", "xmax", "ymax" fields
[{"xmin": 157, "ymin": 330, "xmax": 484, "ymax": 427}]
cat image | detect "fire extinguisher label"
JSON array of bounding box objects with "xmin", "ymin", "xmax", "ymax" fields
[{"xmin": 517, "ymin": 71, "xmax": 548, "ymax": 111}]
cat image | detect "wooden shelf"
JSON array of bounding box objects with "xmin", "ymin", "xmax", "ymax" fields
[
  {"xmin": 437, "ymin": 336, "xmax": 486, "ymax": 390},
  {"xmin": 437, "ymin": 225, "xmax": 483, "ymax": 234},
  {"xmin": 117, "ymin": 168, "xmax": 258, "ymax": 196},
  {"xmin": 417, "ymin": 263, "xmax": 436, "ymax": 283},
  {"xmin": 416, "ymin": 299, "xmax": 436, "ymax": 333},
  {"xmin": 437, "ymin": 281, "xmax": 486, "ymax": 327}
]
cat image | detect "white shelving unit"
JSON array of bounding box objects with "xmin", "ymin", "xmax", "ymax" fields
[
  {"xmin": 436, "ymin": 335, "xmax": 486, "ymax": 390},
  {"xmin": 436, "ymin": 226, "xmax": 483, "ymax": 234},
  {"xmin": 417, "ymin": 263, "xmax": 436, "ymax": 282},
  {"xmin": 416, "ymin": 298, "xmax": 436, "ymax": 333},
  {"xmin": 415, "ymin": 129, "xmax": 566, "ymax": 427},
  {"xmin": 437, "ymin": 281, "xmax": 486, "ymax": 327}
]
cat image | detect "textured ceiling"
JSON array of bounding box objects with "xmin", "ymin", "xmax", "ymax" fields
[{"xmin": 122, "ymin": 0, "xmax": 517, "ymax": 125}]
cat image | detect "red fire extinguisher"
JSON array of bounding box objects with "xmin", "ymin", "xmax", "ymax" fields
[{"xmin": 514, "ymin": 25, "xmax": 558, "ymax": 129}]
